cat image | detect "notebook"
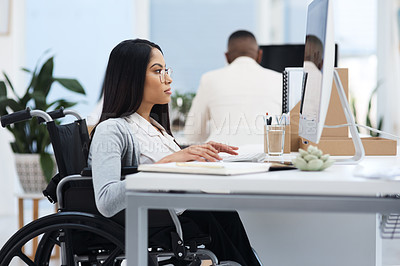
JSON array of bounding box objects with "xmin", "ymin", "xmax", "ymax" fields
[
  {"xmin": 222, "ymin": 152, "xmax": 266, "ymax": 162},
  {"xmin": 138, "ymin": 162, "xmax": 271, "ymax": 175},
  {"xmin": 282, "ymin": 67, "xmax": 304, "ymax": 114}
]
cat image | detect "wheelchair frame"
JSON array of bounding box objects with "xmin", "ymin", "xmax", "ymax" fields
[{"xmin": 0, "ymin": 107, "xmax": 223, "ymax": 266}]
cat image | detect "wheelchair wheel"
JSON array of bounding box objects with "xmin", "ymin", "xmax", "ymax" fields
[{"xmin": 0, "ymin": 212, "xmax": 125, "ymax": 265}]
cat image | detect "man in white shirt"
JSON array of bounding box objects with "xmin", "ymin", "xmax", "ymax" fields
[{"xmin": 183, "ymin": 30, "xmax": 282, "ymax": 146}]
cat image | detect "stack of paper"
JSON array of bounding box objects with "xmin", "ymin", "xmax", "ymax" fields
[{"xmin": 138, "ymin": 162, "xmax": 271, "ymax": 175}]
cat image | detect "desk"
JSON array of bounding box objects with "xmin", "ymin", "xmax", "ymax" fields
[{"xmin": 126, "ymin": 156, "xmax": 400, "ymax": 265}]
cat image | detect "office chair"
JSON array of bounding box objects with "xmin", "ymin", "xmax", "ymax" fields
[{"xmin": 0, "ymin": 107, "xmax": 236, "ymax": 266}]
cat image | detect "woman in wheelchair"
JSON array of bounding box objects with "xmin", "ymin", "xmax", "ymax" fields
[{"xmin": 88, "ymin": 39, "xmax": 261, "ymax": 266}]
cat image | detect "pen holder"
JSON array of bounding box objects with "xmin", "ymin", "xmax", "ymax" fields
[
  {"xmin": 265, "ymin": 125, "xmax": 285, "ymax": 156},
  {"xmin": 263, "ymin": 115, "xmax": 291, "ymax": 154}
]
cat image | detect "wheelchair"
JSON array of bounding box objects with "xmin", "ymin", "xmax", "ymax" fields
[{"xmin": 0, "ymin": 107, "xmax": 241, "ymax": 266}]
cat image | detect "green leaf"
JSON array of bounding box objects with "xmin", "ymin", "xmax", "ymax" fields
[
  {"xmin": 2, "ymin": 72, "xmax": 16, "ymax": 94},
  {"xmin": 366, "ymin": 115, "xmax": 372, "ymax": 128},
  {"xmin": 377, "ymin": 117, "xmax": 384, "ymax": 132},
  {"xmin": 21, "ymin": 68, "xmax": 31, "ymax": 73},
  {"xmin": 365, "ymin": 81, "xmax": 383, "ymax": 137},
  {"xmin": 1, "ymin": 53, "xmax": 86, "ymax": 157},
  {"xmin": 9, "ymin": 122, "xmax": 31, "ymax": 153},
  {"xmin": 25, "ymin": 65, "xmax": 39, "ymax": 95},
  {"xmin": 48, "ymin": 99, "xmax": 77, "ymax": 110},
  {"xmin": 54, "ymin": 78, "xmax": 86, "ymax": 95},
  {"xmin": 40, "ymin": 152, "xmax": 54, "ymax": 184},
  {"xmin": 171, "ymin": 91, "xmax": 196, "ymax": 116},
  {"xmin": 0, "ymin": 81, "xmax": 6, "ymax": 97},
  {"xmin": 349, "ymin": 95, "xmax": 359, "ymax": 131},
  {"xmin": 34, "ymin": 57, "xmax": 54, "ymax": 99},
  {"xmin": 30, "ymin": 91, "xmax": 47, "ymax": 108},
  {"xmin": 10, "ymin": 142, "xmax": 20, "ymax": 153},
  {"xmin": 0, "ymin": 98, "xmax": 24, "ymax": 113}
]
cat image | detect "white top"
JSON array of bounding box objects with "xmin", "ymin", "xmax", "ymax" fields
[
  {"xmin": 183, "ymin": 56, "xmax": 282, "ymax": 146},
  {"xmin": 125, "ymin": 113, "xmax": 185, "ymax": 214},
  {"xmin": 126, "ymin": 113, "xmax": 181, "ymax": 164}
]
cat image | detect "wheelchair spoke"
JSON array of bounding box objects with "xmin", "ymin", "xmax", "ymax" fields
[
  {"xmin": 62, "ymin": 229, "xmax": 77, "ymax": 265},
  {"xmin": 35, "ymin": 231, "xmax": 60, "ymax": 264},
  {"xmin": 101, "ymin": 247, "xmax": 123, "ymax": 266},
  {"xmin": 0, "ymin": 212, "xmax": 125, "ymax": 266},
  {"xmin": 16, "ymin": 249, "xmax": 36, "ymax": 266},
  {"xmin": 46, "ymin": 233, "xmax": 60, "ymax": 246}
]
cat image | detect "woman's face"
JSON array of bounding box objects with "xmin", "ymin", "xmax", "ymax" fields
[{"xmin": 142, "ymin": 48, "xmax": 173, "ymax": 106}]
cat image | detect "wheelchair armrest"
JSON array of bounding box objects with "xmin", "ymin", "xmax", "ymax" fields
[
  {"xmin": 81, "ymin": 166, "xmax": 138, "ymax": 177},
  {"xmin": 121, "ymin": 166, "xmax": 138, "ymax": 176},
  {"xmin": 81, "ymin": 167, "xmax": 92, "ymax": 176}
]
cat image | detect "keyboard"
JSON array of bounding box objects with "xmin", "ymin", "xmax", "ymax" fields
[{"xmin": 222, "ymin": 152, "xmax": 266, "ymax": 163}]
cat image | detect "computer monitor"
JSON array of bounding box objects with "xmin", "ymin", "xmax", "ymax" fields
[
  {"xmin": 299, "ymin": 0, "xmax": 364, "ymax": 163},
  {"xmin": 259, "ymin": 44, "xmax": 338, "ymax": 73}
]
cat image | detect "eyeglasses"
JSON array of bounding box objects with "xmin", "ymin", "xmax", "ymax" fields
[{"xmin": 157, "ymin": 68, "xmax": 173, "ymax": 83}]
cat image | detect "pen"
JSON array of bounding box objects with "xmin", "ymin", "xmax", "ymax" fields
[
  {"xmin": 176, "ymin": 162, "xmax": 225, "ymax": 169},
  {"xmin": 265, "ymin": 112, "xmax": 272, "ymax": 125},
  {"xmin": 276, "ymin": 115, "xmax": 281, "ymax": 125},
  {"xmin": 279, "ymin": 113, "xmax": 284, "ymax": 125},
  {"xmin": 283, "ymin": 113, "xmax": 290, "ymax": 125}
]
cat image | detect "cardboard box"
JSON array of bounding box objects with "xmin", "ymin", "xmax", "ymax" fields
[
  {"xmin": 289, "ymin": 68, "xmax": 349, "ymax": 152},
  {"xmin": 299, "ymin": 137, "xmax": 397, "ymax": 156},
  {"xmin": 265, "ymin": 68, "xmax": 349, "ymax": 153},
  {"xmin": 288, "ymin": 68, "xmax": 397, "ymax": 156}
]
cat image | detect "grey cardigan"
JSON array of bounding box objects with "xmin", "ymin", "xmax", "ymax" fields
[{"xmin": 88, "ymin": 118, "xmax": 140, "ymax": 217}]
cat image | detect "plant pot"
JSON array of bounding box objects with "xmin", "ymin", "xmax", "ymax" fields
[{"xmin": 14, "ymin": 154, "xmax": 54, "ymax": 194}]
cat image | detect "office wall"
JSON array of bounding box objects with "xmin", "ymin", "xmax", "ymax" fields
[
  {"xmin": 25, "ymin": 0, "xmax": 136, "ymax": 118},
  {"xmin": 150, "ymin": 0, "xmax": 257, "ymax": 94},
  {"xmin": 0, "ymin": 0, "xmax": 26, "ymax": 215},
  {"xmin": 284, "ymin": 0, "xmax": 309, "ymax": 43},
  {"xmin": 377, "ymin": 1, "xmax": 400, "ymax": 136}
]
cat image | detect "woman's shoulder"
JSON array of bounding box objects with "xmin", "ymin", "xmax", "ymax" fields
[
  {"xmin": 96, "ymin": 118, "xmax": 128, "ymax": 130},
  {"xmin": 93, "ymin": 118, "xmax": 132, "ymax": 139}
]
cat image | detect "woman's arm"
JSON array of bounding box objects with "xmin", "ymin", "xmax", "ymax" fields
[
  {"xmin": 89, "ymin": 120, "xmax": 128, "ymax": 217},
  {"xmin": 157, "ymin": 141, "xmax": 238, "ymax": 163}
]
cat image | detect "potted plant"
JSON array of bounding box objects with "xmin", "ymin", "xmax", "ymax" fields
[
  {"xmin": 350, "ymin": 81, "xmax": 383, "ymax": 136},
  {"xmin": 170, "ymin": 91, "xmax": 196, "ymax": 132},
  {"xmin": 0, "ymin": 55, "xmax": 86, "ymax": 193}
]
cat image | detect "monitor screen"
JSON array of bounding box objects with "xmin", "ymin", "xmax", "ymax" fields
[
  {"xmin": 259, "ymin": 44, "xmax": 338, "ymax": 73},
  {"xmin": 298, "ymin": 0, "xmax": 335, "ymax": 144}
]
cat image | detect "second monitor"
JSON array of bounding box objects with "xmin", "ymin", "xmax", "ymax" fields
[{"xmin": 259, "ymin": 44, "xmax": 338, "ymax": 73}]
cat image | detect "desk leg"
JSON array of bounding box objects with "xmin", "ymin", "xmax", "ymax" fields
[
  {"xmin": 18, "ymin": 198, "xmax": 24, "ymax": 254},
  {"xmin": 375, "ymin": 214, "xmax": 382, "ymax": 266},
  {"xmin": 127, "ymin": 196, "xmax": 148, "ymax": 265},
  {"xmin": 32, "ymin": 199, "xmax": 39, "ymax": 257}
]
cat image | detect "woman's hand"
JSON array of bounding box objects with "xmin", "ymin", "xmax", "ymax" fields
[
  {"xmin": 206, "ymin": 141, "xmax": 239, "ymax": 155},
  {"xmin": 157, "ymin": 142, "xmax": 238, "ymax": 163}
]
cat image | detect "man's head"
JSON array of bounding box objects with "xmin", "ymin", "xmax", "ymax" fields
[
  {"xmin": 304, "ymin": 35, "xmax": 324, "ymax": 70},
  {"xmin": 225, "ymin": 30, "xmax": 262, "ymax": 64}
]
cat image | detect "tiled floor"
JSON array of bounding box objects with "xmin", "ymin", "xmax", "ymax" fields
[{"xmin": 1, "ymin": 203, "xmax": 399, "ymax": 266}]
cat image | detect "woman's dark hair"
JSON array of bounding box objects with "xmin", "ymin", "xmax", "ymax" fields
[{"xmin": 91, "ymin": 39, "xmax": 173, "ymax": 137}]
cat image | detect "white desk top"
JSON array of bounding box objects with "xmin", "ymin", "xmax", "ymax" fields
[{"xmin": 126, "ymin": 155, "xmax": 400, "ymax": 197}]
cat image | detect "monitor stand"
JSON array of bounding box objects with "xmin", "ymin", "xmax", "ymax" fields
[{"xmin": 332, "ymin": 69, "xmax": 365, "ymax": 164}]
